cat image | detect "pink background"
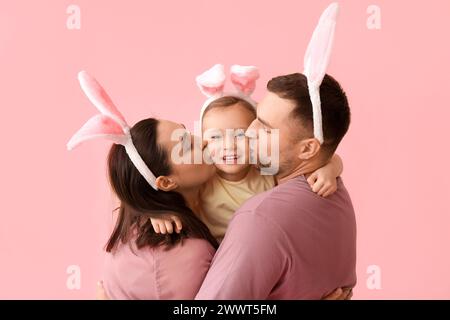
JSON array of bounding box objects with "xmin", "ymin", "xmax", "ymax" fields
[{"xmin": 0, "ymin": 0, "xmax": 449, "ymax": 299}]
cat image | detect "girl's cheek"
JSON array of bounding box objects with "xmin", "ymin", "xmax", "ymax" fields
[
  {"xmin": 235, "ymin": 138, "xmax": 247, "ymax": 151},
  {"xmin": 207, "ymin": 141, "xmax": 221, "ymax": 156},
  {"xmin": 211, "ymin": 148, "xmax": 220, "ymax": 158},
  {"xmin": 208, "ymin": 146, "xmax": 217, "ymax": 158}
]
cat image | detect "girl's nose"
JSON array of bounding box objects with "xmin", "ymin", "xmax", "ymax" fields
[{"xmin": 224, "ymin": 133, "xmax": 235, "ymax": 150}]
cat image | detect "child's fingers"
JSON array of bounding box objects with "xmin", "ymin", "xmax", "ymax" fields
[
  {"xmin": 312, "ymin": 179, "xmax": 324, "ymax": 193},
  {"xmin": 151, "ymin": 220, "xmax": 161, "ymax": 233},
  {"xmin": 165, "ymin": 220, "xmax": 174, "ymax": 234},
  {"xmin": 322, "ymin": 188, "xmax": 331, "ymax": 197},
  {"xmin": 307, "ymin": 173, "xmax": 318, "ymax": 186},
  {"xmin": 319, "ymin": 182, "xmax": 336, "ymax": 197},
  {"xmin": 171, "ymin": 216, "xmax": 183, "ymax": 233},
  {"xmin": 159, "ymin": 223, "xmax": 167, "ymax": 234},
  {"xmin": 318, "ymin": 185, "xmax": 329, "ymax": 197},
  {"xmin": 322, "ymin": 185, "xmax": 337, "ymax": 198}
]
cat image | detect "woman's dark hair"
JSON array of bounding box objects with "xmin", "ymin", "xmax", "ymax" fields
[{"xmin": 106, "ymin": 118, "xmax": 218, "ymax": 252}]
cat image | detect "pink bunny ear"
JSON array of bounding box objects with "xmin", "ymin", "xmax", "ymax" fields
[
  {"xmin": 303, "ymin": 2, "xmax": 340, "ymax": 144},
  {"xmin": 68, "ymin": 71, "xmax": 159, "ymax": 190},
  {"xmin": 67, "ymin": 114, "xmax": 127, "ymax": 151},
  {"xmin": 230, "ymin": 65, "xmax": 260, "ymax": 96},
  {"xmin": 196, "ymin": 64, "xmax": 226, "ymax": 98},
  {"xmin": 78, "ymin": 71, "xmax": 128, "ymax": 128},
  {"xmin": 303, "ymin": 2, "xmax": 339, "ymax": 86}
]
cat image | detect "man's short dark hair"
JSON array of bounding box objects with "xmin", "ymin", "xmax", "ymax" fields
[{"xmin": 267, "ymin": 73, "xmax": 350, "ymax": 157}]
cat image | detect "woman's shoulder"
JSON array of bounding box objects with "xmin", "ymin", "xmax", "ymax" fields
[
  {"xmin": 103, "ymin": 237, "xmax": 215, "ymax": 300},
  {"xmin": 107, "ymin": 236, "xmax": 215, "ymax": 265},
  {"xmin": 160, "ymin": 237, "xmax": 215, "ymax": 261},
  {"xmin": 154, "ymin": 238, "xmax": 216, "ymax": 299}
]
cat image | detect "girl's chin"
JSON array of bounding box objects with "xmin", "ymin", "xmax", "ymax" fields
[{"xmin": 215, "ymin": 163, "xmax": 250, "ymax": 174}]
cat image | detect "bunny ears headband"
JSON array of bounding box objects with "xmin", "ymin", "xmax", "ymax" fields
[
  {"xmin": 303, "ymin": 2, "xmax": 340, "ymax": 144},
  {"xmin": 67, "ymin": 71, "xmax": 159, "ymax": 190},
  {"xmin": 196, "ymin": 64, "xmax": 260, "ymax": 123}
]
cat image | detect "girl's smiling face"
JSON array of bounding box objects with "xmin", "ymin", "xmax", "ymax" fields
[{"xmin": 202, "ymin": 101, "xmax": 256, "ymax": 179}]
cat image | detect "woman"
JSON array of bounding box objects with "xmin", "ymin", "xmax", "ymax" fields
[
  {"xmin": 68, "ymin": 71, "xmax": 219, "ymax": 299},
  {"xmin": 102, "ymin": 118, "xmax": 219, "ymax": 299}
]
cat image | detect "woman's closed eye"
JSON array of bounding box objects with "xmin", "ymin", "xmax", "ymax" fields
[{"xmin": 181, "ymin": 131, "xmax": 192, "ymax": 152}]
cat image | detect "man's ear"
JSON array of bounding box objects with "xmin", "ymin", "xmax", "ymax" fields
[
  {"xmin": 298, "ymin": 138, "xmax": 321, "ymax": 160},
  {"xmin": 155, "ymin": 176, "xmax": 178, "ymax": 191}
]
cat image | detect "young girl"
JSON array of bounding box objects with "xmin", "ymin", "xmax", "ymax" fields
[{"xmin": 151, "ymin": 64, "xmax": 343, "ymax": 242}]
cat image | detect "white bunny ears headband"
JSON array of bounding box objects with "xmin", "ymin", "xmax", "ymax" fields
[
  {"xmin": 67, "ymin": 71, "xmax": 159, "ymax": 190},
  {"xmin": 196, "ymin": 64, "xmax": 260, "ymax": 123},
  {"xmin": 303, "ymin": 2, "xmax": 340, "ymax": 144}
]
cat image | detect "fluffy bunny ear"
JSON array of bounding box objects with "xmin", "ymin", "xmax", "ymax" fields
[
  {"xmin": 68, "ymin": 71, "xmax": 159, "ymax": 190},
  {"xmin": 78, "ymin": 71, "xmax": 128, "ymax": 129},
  {"xmin": 303, "ymin": 3, "xmax": 339, "ymax": 86},
  {"xmin": 303, "ymin": 2, "xmax": 340, "ymax": 144},
  {"xmin": 67, "ymin": 114, "xmax": 128, "ymax": 151},
  {"xmin": 230, "ymin": 65, "xmax": 260, "ymax": 96},
  {"xmin": 196, "ymin": 64, "xmax": 226, "ymax": 98}
]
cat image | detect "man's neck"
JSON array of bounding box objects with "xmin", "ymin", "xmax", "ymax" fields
[{"xmin": 277, "ymin": 158, "xmax": 325, "ymax": 184}]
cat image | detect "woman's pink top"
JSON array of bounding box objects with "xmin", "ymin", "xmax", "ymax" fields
[{"xmin": 102, "ymin": 237, "xmax": 216, "ymax": 299}]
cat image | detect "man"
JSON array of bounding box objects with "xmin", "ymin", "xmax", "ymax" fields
[{"xmin": 195, "ymin": 72, "xmax": 356, "ymax": 299}]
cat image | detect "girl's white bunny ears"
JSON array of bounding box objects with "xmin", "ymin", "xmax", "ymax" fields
[
  {"xmin": 303, "ymin": 2, "xmax": 340, "ymax": 144},
  {"xmin": 196, "ymin": 64, "xmax": 260, "ymax": 122},
  {"xmin": 67, "ymin": 71, "xmax": 159, "ymax": 190}
]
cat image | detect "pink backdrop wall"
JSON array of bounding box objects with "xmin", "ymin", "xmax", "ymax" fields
[{"xmin": 0, "ymin": 0, "xmax": 449, "ymax": 299}]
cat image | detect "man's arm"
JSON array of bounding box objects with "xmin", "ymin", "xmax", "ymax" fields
[{"xmin": 195, "ymin": 212, "xmax": 286, "ymax": 300}]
